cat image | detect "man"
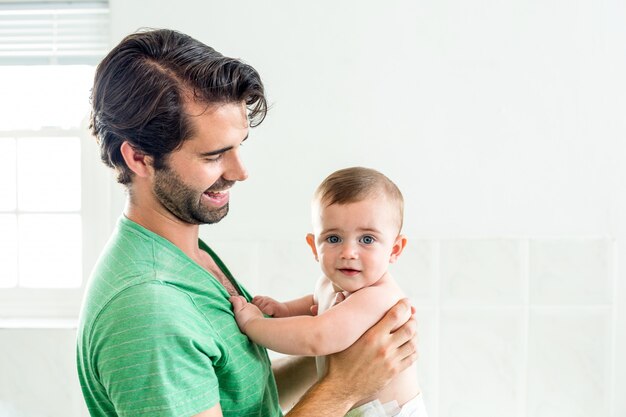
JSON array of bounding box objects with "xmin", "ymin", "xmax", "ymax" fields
[{"xmin": 76, "ymin": 28, "xmax": 418, "ymax": 417}]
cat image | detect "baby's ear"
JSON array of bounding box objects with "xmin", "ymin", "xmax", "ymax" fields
[
  {"xmin": 389, "ymin": 234, "xmax": 408, "ymax": 263},
  {"xmin": 305, "ymin": 233, "xmax": 319, "ymax": 261}
]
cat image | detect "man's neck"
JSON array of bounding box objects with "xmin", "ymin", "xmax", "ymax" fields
[{"xmin": 124, "ymin": 200, "xmax": 204, "ymax": 261}]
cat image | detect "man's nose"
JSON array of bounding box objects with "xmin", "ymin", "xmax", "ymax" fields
[{"xmin": 225, "ymin": 147, "xmax": 248, "ymax": 181}]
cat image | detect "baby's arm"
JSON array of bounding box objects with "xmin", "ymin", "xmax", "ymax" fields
[
  {"xmin": 252, "ymin": 294, "xmax": 315, "ymax": 318},
  {"xmin": 230, "ymin": 285, "xmax": 398, "ymax": 356}
]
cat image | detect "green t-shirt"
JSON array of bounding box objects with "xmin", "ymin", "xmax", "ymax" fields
[{"xmin": 76, "ymin": 217, "xmax": 282, "ymax": 417}]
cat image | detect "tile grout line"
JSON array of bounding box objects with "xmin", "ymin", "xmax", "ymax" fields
[
  {"xmin": 521, "ymin": 239, "xmax": 530, "ymax": 417},
  {"xmin": 433, "ymin": 239, "xmax": 441, "ymax": 417},
  {"xmin": 609, "ymin": 239, "xmax": 617, "ymax": 417}
]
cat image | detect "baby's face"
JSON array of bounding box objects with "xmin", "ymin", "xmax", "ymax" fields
[{"xmin": 309, "ymin": 195, "xmax": 402, "ymax": 293}]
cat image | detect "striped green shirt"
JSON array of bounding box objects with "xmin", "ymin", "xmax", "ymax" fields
[{"xmin": 76, "ymin": 217, "xmax": 282, "ymax": 417}]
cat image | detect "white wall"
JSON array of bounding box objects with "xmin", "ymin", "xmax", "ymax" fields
[
  {"xmin": 0, "ymin": 328, "xmax": 86, "ymax": 417},
  {"xmin": 108, "ymin": 0, "xmax": 626, "ymax": 241},
  {"xmin": 3, "ymin": 1, "xmax": 625, "ymax": 416},
  {"xmin": 107, "ymin": 2, "xmax": 626, "ymax": 416}
]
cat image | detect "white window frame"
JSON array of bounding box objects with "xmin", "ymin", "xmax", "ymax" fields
[
  {"xmin": 0, "ymin": 119, "xmax": 113, "ymax": 319},
  {"xmin": 0, "ymin": 0, "xmax": 110, "ymax": 320}
]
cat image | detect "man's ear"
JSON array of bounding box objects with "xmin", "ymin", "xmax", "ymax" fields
[
  {"xmin": 305, "ymin": 233, "xmax": 319, "ymax": 261},
  {"xmin": 120, "ymin": 141, "xmax": 154, "ymax": 178},
  {"xmin": 389, "ymin": 234, "xmax": 408, "ymax": 263}
]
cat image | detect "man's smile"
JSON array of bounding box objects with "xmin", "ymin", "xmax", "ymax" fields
[{"xmin": 202, "ymin": 189, "xmax": 230, "ymax": 206}]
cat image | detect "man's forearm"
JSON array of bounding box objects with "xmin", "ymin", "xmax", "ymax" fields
[
  {"xmin": 272, "ymin": 356, "xmax": 317, "ymax": 412},
  {"xmin": 285, "ymin": 376, "xmax": 356, "ymax": 417},
  {"xmin": 284, "ymin": 298, "xmax": 418, "ymax": 416}
]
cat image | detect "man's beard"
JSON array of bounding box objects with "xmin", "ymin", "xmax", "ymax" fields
[{"xmin": 153, "ymin": 165, "xmax": 234, "ymax": 225}]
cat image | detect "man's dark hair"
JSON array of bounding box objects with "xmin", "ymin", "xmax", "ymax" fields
[{"xmin": 90, "ymin": 28, "xmax": 267, "ymax": 184}]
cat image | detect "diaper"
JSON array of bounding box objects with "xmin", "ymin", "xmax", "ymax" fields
[{"xmin": 345, "ymin": 393, "xmax": 428, "ymax": 417}]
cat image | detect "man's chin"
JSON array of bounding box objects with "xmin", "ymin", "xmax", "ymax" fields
[{"xmin": 198, "ymin": 204, "xmax": 229, "ymax": 225}]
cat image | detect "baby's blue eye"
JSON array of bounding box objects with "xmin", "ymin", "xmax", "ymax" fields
[
  {"xmin": 326, "ymin": 235, "xmax": 341, "ymax": 244},
  {"xmin": 359, "ymin": 235, "xmax": 375, "ymax": 244}
]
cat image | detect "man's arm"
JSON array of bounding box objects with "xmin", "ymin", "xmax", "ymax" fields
[
  {"xmin": 192, "ymin": 405, "xmax": 223, "ymax": 417},
  {"xmin": 231, "ymin": 286, "xmax": 397, "ymax": 356},
  {"xmin": 284, "ymin": 298, "xmax": 418, "ymax": 416},
  {"xmin": 272, "ymin": 355, "xmax": 318, "ymax": 411}
]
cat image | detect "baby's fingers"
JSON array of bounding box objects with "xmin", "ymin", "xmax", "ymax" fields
[
  {"xmin": 229, "ymin": 296, "xmax": 247, "ymax": 313},
  {"xmin": 252, "ymin": 296, "xmax": 270, "ymax": 308},
  {"xmin": 253, "ymin": 296, "xmax": 274, "ymax": 314}
]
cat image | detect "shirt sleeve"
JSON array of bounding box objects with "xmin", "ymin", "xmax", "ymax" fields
[{"xmin": 90, "ymin": 282, "xmax": 223, "ymax": 417}]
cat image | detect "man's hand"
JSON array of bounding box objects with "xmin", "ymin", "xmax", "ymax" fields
[
  {"xmin": 325, "ymin": 298, "xmax": 418, "ymax": 402},
  {"xmin": 230, "ymin": 295, "xmax": 264, "ymax": 331},
  {"xmin": 286, "ymin": 298, "xmax": 418, "ymax": 416},
  {"xmin": 252, "ymin": 295, "xmax": 290, "ymax": 317}
]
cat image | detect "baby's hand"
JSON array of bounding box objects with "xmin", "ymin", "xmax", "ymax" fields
[
  {"xmin": 230, "ymin": 296, "xmax": 264, "ymax": 331},
  {"xmin": 252, "ymin": 295, "xmax": 290, "ymax": 317}
]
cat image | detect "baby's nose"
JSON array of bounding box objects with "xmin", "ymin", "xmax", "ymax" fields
[{"xmin": 340, "ymin": 243, "xmax": 358, "ymax": 259}]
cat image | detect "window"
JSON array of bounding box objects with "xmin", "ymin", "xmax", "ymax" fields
[{"xmin": 0, "ymin": 1, "xmax": 110, "ymax": 319}]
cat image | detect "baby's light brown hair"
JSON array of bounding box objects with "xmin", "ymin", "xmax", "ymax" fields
[{"xmin": 313, "ymin": 167, "xmax": 405, "ymax": 231}]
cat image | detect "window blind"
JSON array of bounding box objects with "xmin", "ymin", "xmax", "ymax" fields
[{"xmin": 0, "ymin": 1, "xmax": 109, "ymax": 65}]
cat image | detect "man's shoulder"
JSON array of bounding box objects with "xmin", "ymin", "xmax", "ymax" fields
[
  {"xmin": 80, "ymin": 222, "xmax": 167, "ymax": 330},
  {"xmin": 78, "ymin": 279, "xmax": 214, "ymax": 348},
  {"xmin": 98, "ymin": 218, "xmax": 158, "ymax": 268},
  {"xmin": 91, "ymin": 218, "xmax": 180, "ymax": 284},
  {"xmin": 95, "ymin": 281, "xmax": 202, "ymax": 324}
]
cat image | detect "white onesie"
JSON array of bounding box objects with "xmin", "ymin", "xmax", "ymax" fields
[{"xmin": 345, "ymin": 393, "xmax": 428, "ymax": 417}]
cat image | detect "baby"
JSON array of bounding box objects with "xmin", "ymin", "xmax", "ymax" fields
[{"xmin": 231, "ymin": 167, "xmax": 427, "ymax": 417}]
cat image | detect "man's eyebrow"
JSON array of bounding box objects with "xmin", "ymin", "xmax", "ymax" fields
[
  {"xmin": 198, "ymin": 146, "xmax": 232, "ymax": 157},
  {"xmin": 198, "ymin": 134, "xmax": 248, "ymax": 157}
]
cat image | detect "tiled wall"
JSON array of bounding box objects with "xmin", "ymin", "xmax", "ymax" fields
[
  {"xmin": 398, "ymin": 238, "xmax": 614, "ymax": 417},
  {"xmin": 0, "ymin": 238, "xmax": 618, "ymax": 417},
  {"xmin": 0, "ymin": 328, "xmax": 87, "ymax": 417},
  {"xmin": 218, "ymin": 237, "xmax": 619, "ymax": 417}
]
